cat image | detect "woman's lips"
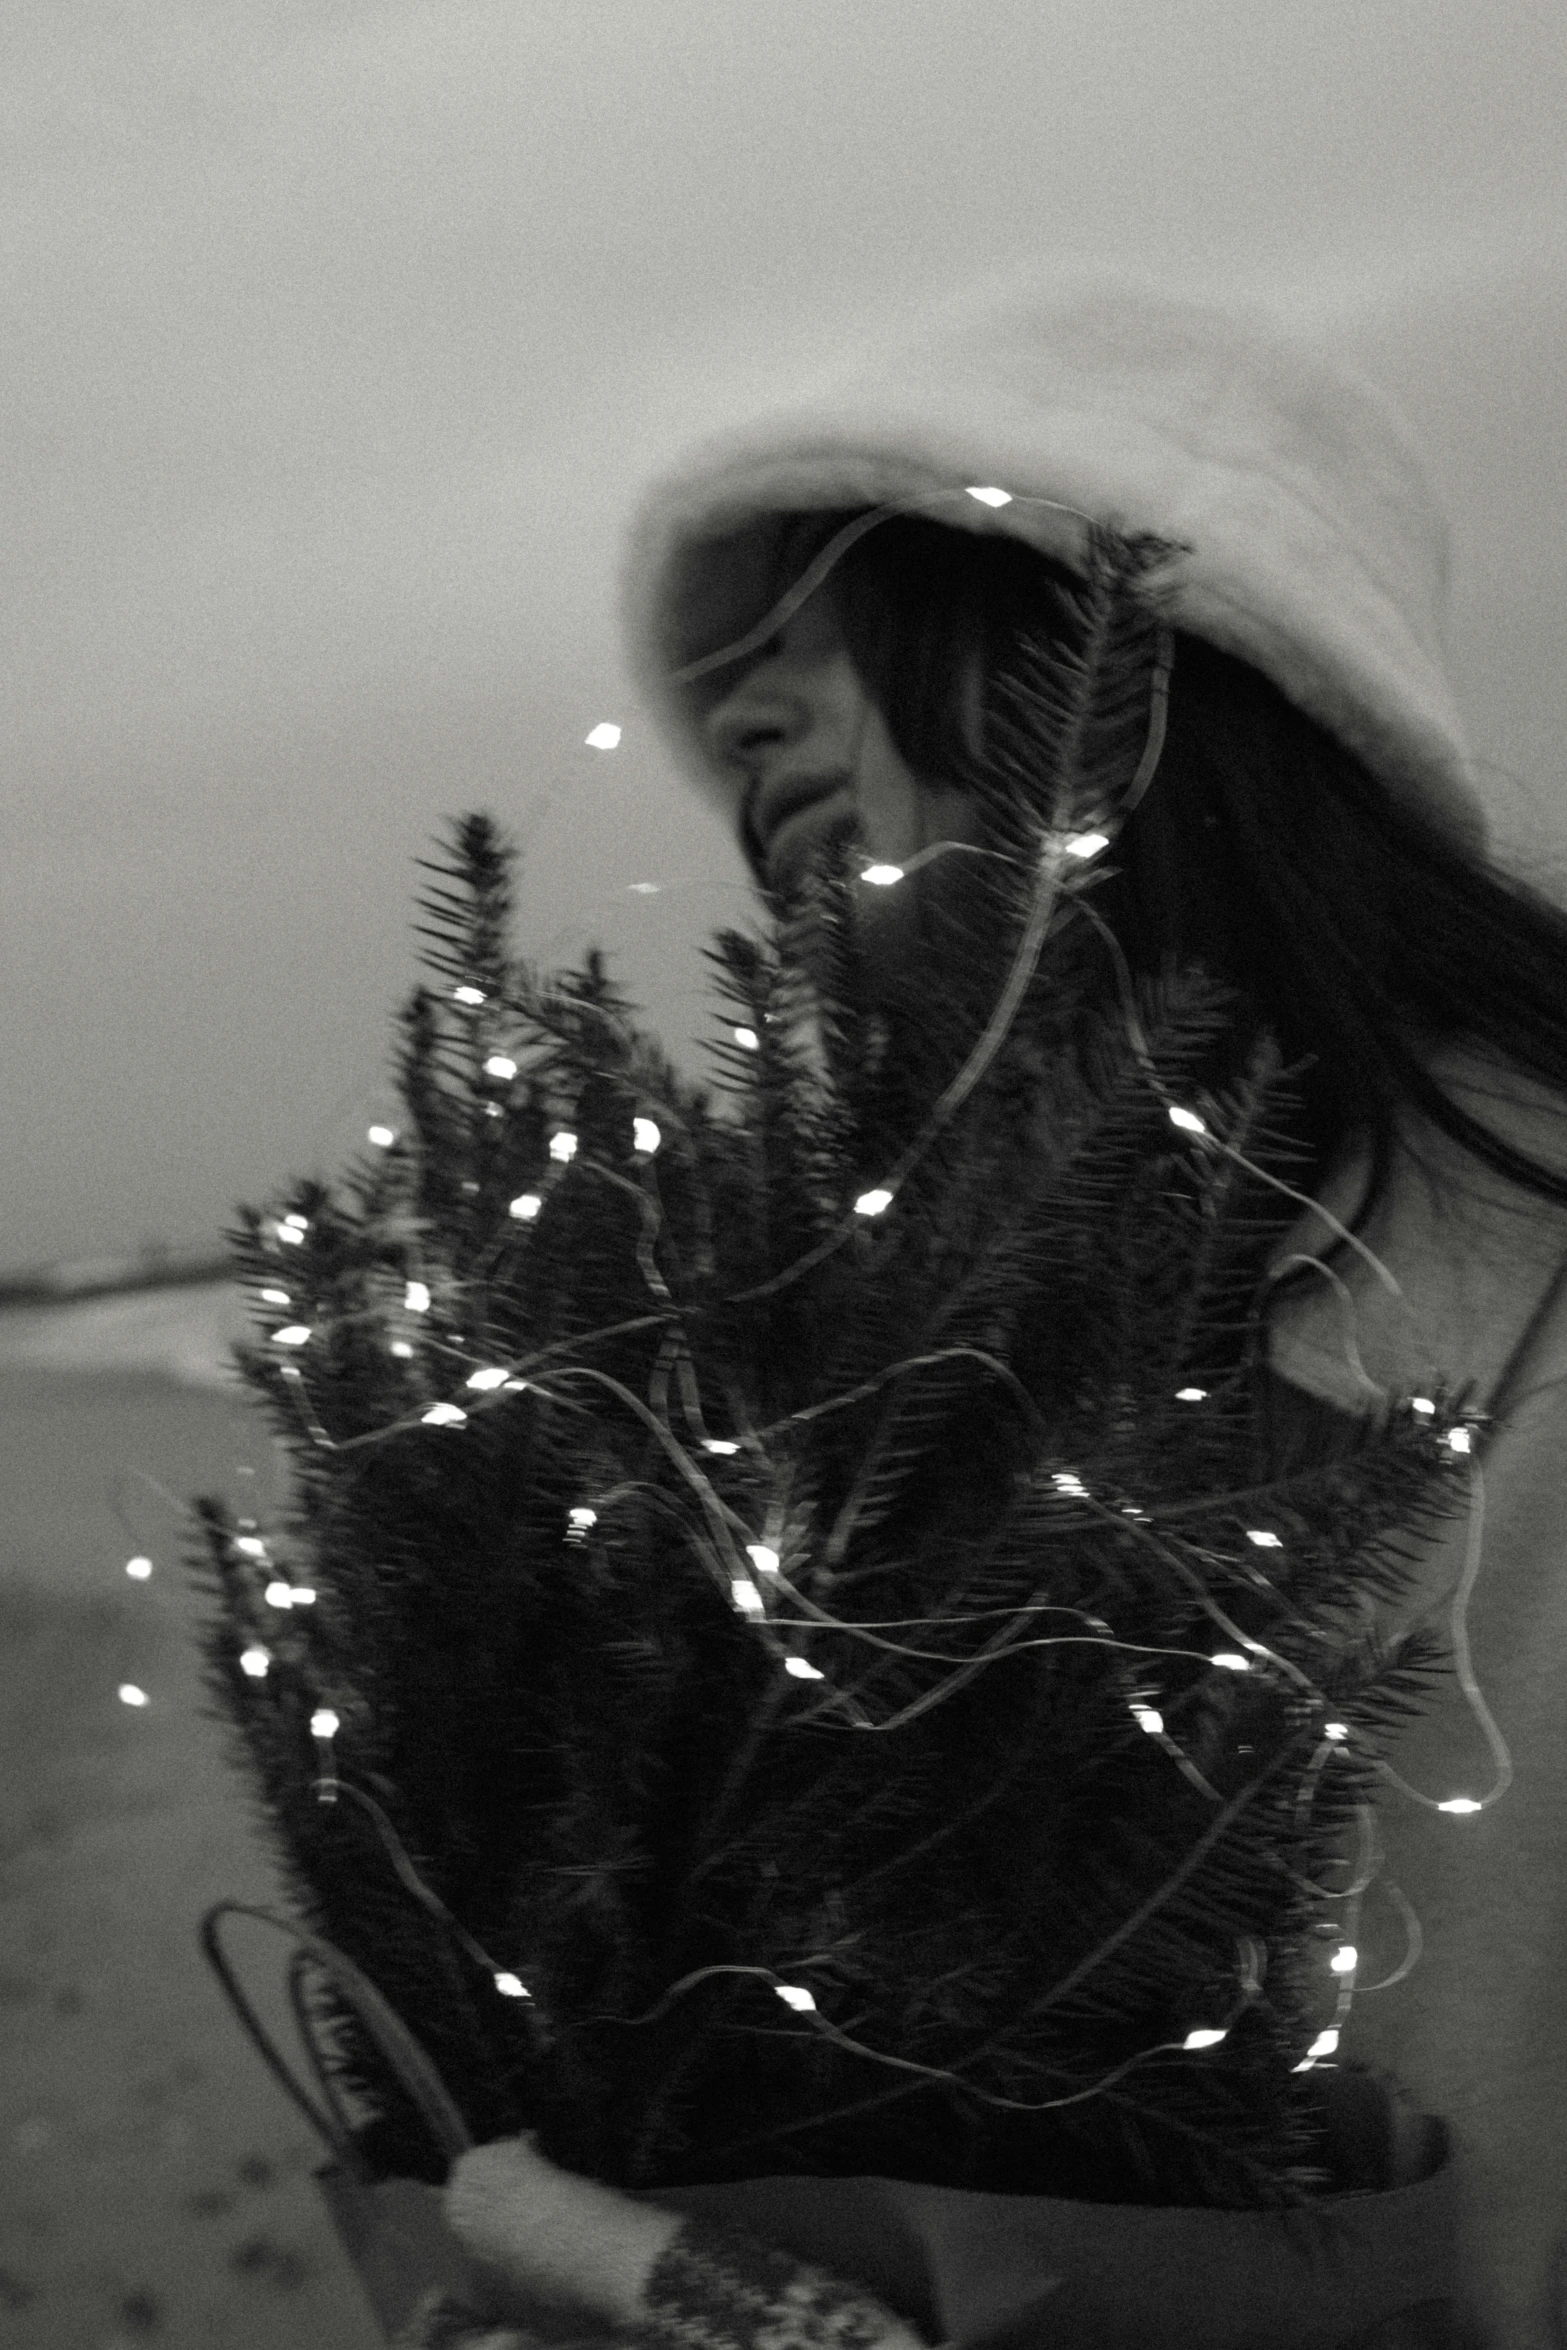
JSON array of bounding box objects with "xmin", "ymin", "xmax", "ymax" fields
[{"xmin": 763, "ymin": 786, "xmax": 859, "ymax": 895}]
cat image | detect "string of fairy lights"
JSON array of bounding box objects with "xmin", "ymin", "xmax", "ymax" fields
[{"xmin": 103, "ymin": 483, "xmax": 1513, "ymax": 2127}]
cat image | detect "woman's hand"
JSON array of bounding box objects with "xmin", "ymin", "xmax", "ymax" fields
[
  {"xmin": 391, "ymin": 2287, "xmax": 558, "ymax": 2349},
  {"xmin": 425, "ymin": 2135, "xmax": 941, "ymax": 2350},
  {"xmin": 442, "ymin": 2132, "xmax": 685, "ymax": 2329}
]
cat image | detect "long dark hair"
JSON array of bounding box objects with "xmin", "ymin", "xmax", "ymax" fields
[{"xmin": 737, "ymin": 508, "xmax": 1567, "ymax": 1262}]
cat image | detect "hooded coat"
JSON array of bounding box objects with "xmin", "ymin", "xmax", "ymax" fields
[{"xmin": 614, "ymin": 270, "xmax": 1567, "ymax": 2350}]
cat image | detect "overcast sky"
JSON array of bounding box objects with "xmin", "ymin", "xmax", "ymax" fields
[{"xmin": 4, "ymin": 0, "xmax": 1566, "ymax": 1272}]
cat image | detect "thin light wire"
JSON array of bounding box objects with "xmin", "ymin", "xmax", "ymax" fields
[{"xmin": 1371, "ymin": 1455, "xmax": 1513, "ymax": 1813}]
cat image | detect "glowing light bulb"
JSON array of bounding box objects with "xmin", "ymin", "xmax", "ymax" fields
[
  {"xmin": 855, "ymin": 1187, "xmax": 894, "ymax": 1216},
  {"xmin": 774, "ymin": 1983, "xmax": 817, "ymax": 2010},
  {"xmin": 265, "ymin": 1581, "xmax": 294, "ymax": 1608},
  {"xmin": 118, "ymin": 1683, "xmax": 149, "ymax": 1708},
  {"xmin": 1211, "ymin": 1652, "xmax": 1250, "ymax": 1672},
  {"xmin": 1330, "ymin": 1945, "xmax": 1358, "ymax": 1975},
  {"xmin": 276, "ymin": 1224, "xmax": 304, "ymax": 1247},
  {"xmin": 389, "ymin": 1340, "xmax": 414, "ymax": 1358},
  {"xmin": 569, "ymin": 1507, "xmax": 597, "ymax": 1529},
  {"xmin": 633, "ymin": 1117, "xmax": 661, "ymax": 1153},
  {"xmin": 784, "ymin": 1656, "xmax": 824, "ymax": 1680},
  {"xmin": 367, "ymin": 1125, "xmax": 396, "ymax": 1147},
  {"xmin": 233, "ymin": 1536, "xmax": 267, "ymax": 1559},
  {"xmin": 1131, "ymin": 1704, "xmax": 1165, "ymax": 1736},
  {"xmin": 1064, "ymin": 831, "xmax": 1110, "ymax": 860},
  {"xmin": 125, "ymin": 1555, "xmax": 153, "ymax": 1581},
  {"xmin": 549, "ymin": 1131, "xmax": 578, "ymax": 1162},
  {"xmin": 281, "ymin": 1213, "xmax": 309, "ymax": 1233},
  {"xmin": 466, "ymin": 1367, "xmax": 510, "ymax": 1390},
  {"xmin": 272, "ymin": 1324, "xmax": 312, "ymax": 1347},
  {"xmin": 494, "ymin": 1971, "xmax": 530, "ymax": 1998},
  {"xmin": 1410, "ymin": 1397, "xmax": 1436, "ymax": 1416},
  {"xmin": 1168, "ymin": 1106, "xmax": 1207, "ymax": 1135},
  {"xmin": 1438, "ymin": 1796, "xmax": 1482, "ymax": 1815},
  {"xmin": 861, "ymin": 863, "xmax": 904, "ymax": 886},
  {"xmin": 733, "ymin": 1027, "xmax": 760, "ymax": 1051},
  {"xmin": 421, "ymin": 1403, "xmax": 468, "ymax": 1428},
  {"xmin": 965, "ymin": 485, "xmax": 1013, "ymax": 507},
  {"xmin": 1247, "ymin": 1530, "xmax": 1283, "ymax": 1549},
  {"xmin": 484, "ymin": 1054, "xmax": 518, "ymax": 1081},
  {"xmin": 510, "ymin": 1193, "xmax": 542, "ymax": 1221},
  {"xmin": 1183, "ymin": 2027, "xmax": 1226, "ymax": 2050},
  {"xmin": 1323, "ymin": 1721, "xmax": 1349, "ymax": 1742},
  {"xmin": 239, "ymin": 1646, "xmax": 270, "ymax": 1678},
  {"xmin": 260, "ymin": 1287, "xmax": 291, "ymax": 1306},
  {"xmin": 1446, "ymin": 1426, "xmax": 1472, "ymax": 1455},
  {"xmin": 703, "ymin": 1439, "xmax": 739, "ymax": 1456},
  {"xmin": 585, "ymin": 722, "xmax": 622, "ymax": 749},
  {"xmin": 1175, "ymin": 1386, "xmax": 1207, "ymax": 1402},
  {"xmin": 746, "ymin": 1544, "xmax": 779, "ymax": 1574},
  {"xmin": 404, "ymin": 1282, "xmax": 431, "ymax": 1312},
  {"xmin": 731, "ymin": 1577, "xmax": 765, "ymax": 1617},
  {"xmin": 288, "ymin": 1586, "xmax": 317, "ymax": 1606},
  {"xmin": 310, "ymin": 1708, "xmax": 339, "ymax": 1740},
  {"xmin": 453, "ymin": 985, "xmax": 486, "ymax": 1006},
  {"xmin": 1305, "ymin": 2028, "xmax": 1339, "ymax": 2059}
]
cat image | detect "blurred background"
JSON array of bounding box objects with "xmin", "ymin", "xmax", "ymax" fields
[{"xmin": 2, "ymin": 3, "xmax": 1563, "ymax": 2342}]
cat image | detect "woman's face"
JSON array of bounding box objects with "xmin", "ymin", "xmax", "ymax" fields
[{"xmin": 701, "ymin": 586, "xmax": 983, "ymax": 927}]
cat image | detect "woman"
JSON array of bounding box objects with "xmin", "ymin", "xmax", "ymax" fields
[{"xmin": 423, "ymin": 272, "xmax": 1567, "ymax": 2347}]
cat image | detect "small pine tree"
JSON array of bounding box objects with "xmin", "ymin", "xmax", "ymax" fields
[{"xmin": 190, "ymin": 527, "xmax": 1468, "ymax": 2209}]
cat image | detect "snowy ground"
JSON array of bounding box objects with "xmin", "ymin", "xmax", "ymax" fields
[{"xmin": 0, "ymin": 1289, "xmax": 384, "ymax": 2347}]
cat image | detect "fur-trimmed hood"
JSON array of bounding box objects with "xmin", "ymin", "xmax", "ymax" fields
[{"xmin": 620, "ymin": 264, "xmax": 1487, "ymax": 855}]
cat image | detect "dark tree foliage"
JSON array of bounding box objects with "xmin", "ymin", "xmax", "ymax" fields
[{"xmin": 189, "ymin": 528, "xmax": 1467, "ymax": 2211}]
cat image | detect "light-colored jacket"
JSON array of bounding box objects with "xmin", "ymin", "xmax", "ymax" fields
[{"xmin": 1268, "ymin": 1047, "xmax": 1567, "ymax": 2346}]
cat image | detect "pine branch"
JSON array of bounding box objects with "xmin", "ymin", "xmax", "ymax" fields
[{"xmin": 191, "ymin": 536, "xmax": 1471, "ymax": 2208}]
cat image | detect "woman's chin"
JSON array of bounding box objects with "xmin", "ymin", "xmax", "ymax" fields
[{"xmin": 764, "ymin": 800, "xmax": 859, "ymax": 901}]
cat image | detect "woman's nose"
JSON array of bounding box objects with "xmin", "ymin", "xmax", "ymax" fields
[{"xmin": 703, "ymin": 656, "xmax": 803, "ymax": 776}]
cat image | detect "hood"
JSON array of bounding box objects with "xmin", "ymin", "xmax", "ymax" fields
[{"xmin": 619, "ymin": 262, "xmax": 1486, "ymax": 859}]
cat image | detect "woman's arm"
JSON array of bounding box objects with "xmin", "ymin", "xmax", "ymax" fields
[
  {"xmin": 443, "ymin": 2134, "xmax": 687, "ymax": 2327},
  {"xmin": 415, "ymin": 2133, "xmax": 935, "ymax": 2350}
]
